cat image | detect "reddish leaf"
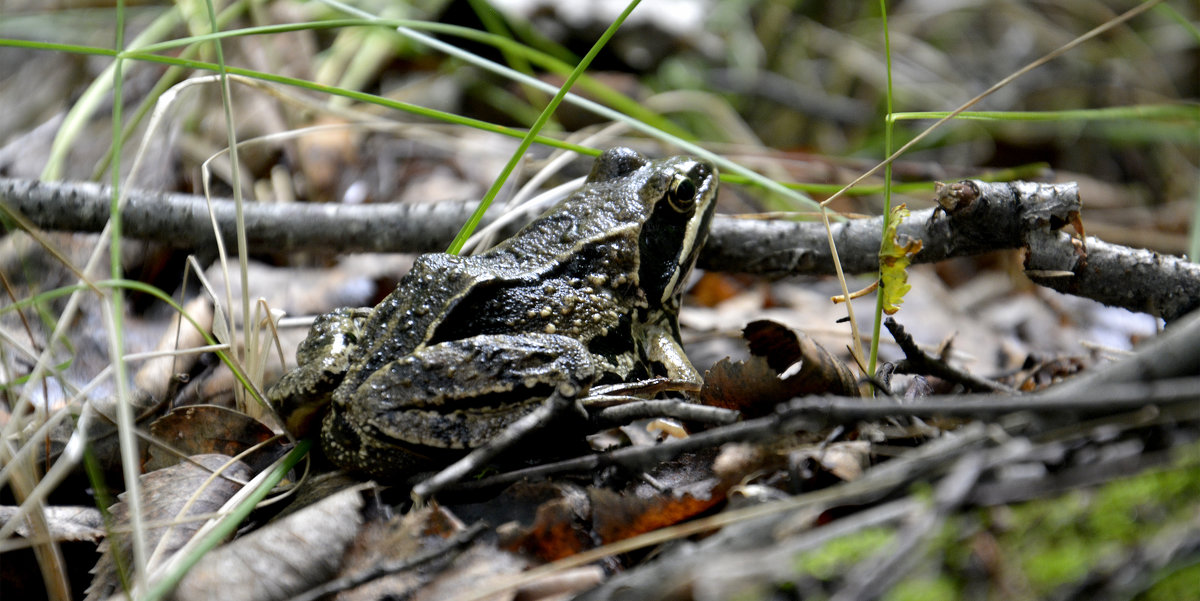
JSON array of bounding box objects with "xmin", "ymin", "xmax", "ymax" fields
[{"xmin": 589, "ymin": 487, "xmax": 722, "ymax": 546}]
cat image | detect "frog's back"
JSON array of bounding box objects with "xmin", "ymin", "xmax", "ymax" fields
[
  {"xmin": 494, "ymin": 173, "xmax": 651, "ymax": 271},
  {"xmin": 338, "ymin": 253, "xmax": 485, "ymax": 390}
]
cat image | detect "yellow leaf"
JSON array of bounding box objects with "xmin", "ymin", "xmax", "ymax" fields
[{"xmin": 879, "ymin": 204, "xmax": 922, "ymax": 314}]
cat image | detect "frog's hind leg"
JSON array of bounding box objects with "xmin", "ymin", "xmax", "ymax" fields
[{"xmin": 411, "ymin": 384, "xmax": 586, "ymax": 500}]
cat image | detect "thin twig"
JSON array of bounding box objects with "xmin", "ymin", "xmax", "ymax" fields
[{"xmin": 884, "ymin": 317, "xmax": 1017, "ymax": 394}]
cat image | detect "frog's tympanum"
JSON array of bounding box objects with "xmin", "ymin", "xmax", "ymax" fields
[{"xmin": 268, "ymin": 148, "xmax": 719, "ymax": 477}]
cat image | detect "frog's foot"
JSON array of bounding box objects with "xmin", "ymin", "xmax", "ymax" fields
[
  {"xmin": 587, "ymin": 398, "xmax": 740, "ymax": 429},
  {"xmin": 584, "ymin": 377, "xmax": 702, "ymax": 407}
]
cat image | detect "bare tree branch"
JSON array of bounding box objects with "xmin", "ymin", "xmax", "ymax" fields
[
  {"xmin": 3, "ymin": 177, "xmax": 1196, "ymax": 319},
  {"xmin": 0, "ymin": 177, "xmax": 490, "ymax": 255},
  {"xmin": 1027, "ymin": 230, "xmax": 1200, "ymax": 321},
  {"xmin": 700, "ymin": 179, "xmax": 1085, "ymax": 274}
]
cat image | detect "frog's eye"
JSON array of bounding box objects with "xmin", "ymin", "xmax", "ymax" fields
[{"xmin": 667, "ymin": 174, "xmax": 697, "ymax": 212}]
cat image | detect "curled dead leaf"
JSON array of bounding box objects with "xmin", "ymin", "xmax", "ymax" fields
[{"xmin": 697, "ymin": 320, "xmax": 860, "ymax": 416}]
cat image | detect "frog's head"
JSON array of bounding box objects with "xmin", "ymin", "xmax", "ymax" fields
[{"xmin": 588, "ymin": 147, "xmax": 719, "ymax": 312}]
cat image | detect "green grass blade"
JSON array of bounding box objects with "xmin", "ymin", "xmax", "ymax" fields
[
  {"xmin": 892, "ymin": 104, "xmax": 1199, "ymax": 123},
  {"xmin": 445, "ymin": 0, "xmax": 644, "ymax": 254}
]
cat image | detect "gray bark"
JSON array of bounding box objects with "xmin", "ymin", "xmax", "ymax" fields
[{"xmin": 3, "ymin": 177, "xmax": 1196, "ymax": 320}]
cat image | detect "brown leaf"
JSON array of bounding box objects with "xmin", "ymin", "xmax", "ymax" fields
[
  {"xmin": 413, "ymin": 544, "xmax": 527, "ymax": 601},
  {"xmin": 697, "ymin": 355, "xmax": 796, "ymax": 417},
  {"xmin": 146, "ymin": 405, "xmax": 278, "ymax": 472},
  {"xmin": 496, "ymin": 461, "xmax": 726, "ymax": 562},
  {"xmin": 491, "ymin": 483, "xmax": 592, "ymax": 561},
  {"xmin": 696, "ymin": 319, "xmax": 861, "ymax": 416},
  {"xmin": 743, "ymin": 320, "xmax": 857, "ymax": 394},
  {"xmin": 337, "ymin": 505, "xmax": 502, "ymax": 601}
]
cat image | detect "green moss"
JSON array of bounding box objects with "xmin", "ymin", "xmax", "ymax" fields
[
  {"xmin": 992, "ymin": 441, "xmax": 1200, "ymax": 596},
  {"xmin": 1021, "ymin": 538, "xmax": 1091, "ymax": 588},
  {"xmin": 1138, "ymin": 562, "xmax": 1200, "ymax": 601},
  {"xmin": 884, "ymin": 575, "xmax": 958, "ymax": 601},
  {"xmin": 792, "ymin": 527, "xmax": 896, "ymax": 580},
  {"xmin": 765, "ymin": 441, "xmax": 1200, "ymax": 599}
]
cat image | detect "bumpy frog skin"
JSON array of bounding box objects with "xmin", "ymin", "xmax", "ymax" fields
[{"xmin": 267, "ymin": 148, "xmax": 719, "ymax": 477}]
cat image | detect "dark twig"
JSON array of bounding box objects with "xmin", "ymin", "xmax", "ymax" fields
[
  {"xmin": 435, "ymin": 375, "xmax": 1198, "ymax": 496},
  {"xmin": 883, "ymin": 317, "xmax": 1016, "ymax": 394},
  {"xmin": 700, "ymin": 179, "xmax": 1085, "ymax": 275},
  {"xmin": 967, "ymin": 440, "xmax": 1183, "ymax": 508},
  {"xmin": 441, "ymin": 418, "xmax": 781, "ymax": 495},
  {"xmin": 0, "ymin": 177, "xmax": 493, "ymax": 255},
  {"xmin": 1039, "ymin": 308, "xmax": 1200, "ymax": 398},
  {"xmin": 778, "ymin": 377, "xmax": 1198, "ymax": 424},
  {"xmin": 574, "ymin": 424, "xmax": 995, "ymax": 601},
  {"xmin": 832, "ymin": 450, "xmax": 985, "ymax": 601},
  {"xmin": 1026, "ymin": 230, "xmax": 1200, "ymax": 322}
]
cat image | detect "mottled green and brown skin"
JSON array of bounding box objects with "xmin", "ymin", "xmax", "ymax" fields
[{"xmin": 267, "ymin": 148, "xmax": 719, "ymax": 477}]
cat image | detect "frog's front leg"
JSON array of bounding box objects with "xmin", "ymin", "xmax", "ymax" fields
[
  {"xmin": 321, "ymin": 333, "xmax": 598, "ymax": 478},
  {"xmin": 268, "ymin": 307, "xmax": 370, "ymax": 437},
  {"xmin": 641, "ymin": 321, "xmax": 703, "ymax": 386}
]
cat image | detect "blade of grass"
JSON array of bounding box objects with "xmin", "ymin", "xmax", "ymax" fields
[
  {"xmin": 35, "ymin": 2, "xmax": 249, "ymax": 181},
  {"xmin": 444, "ymin": 0, "xmax": 644, "ymax": 253},
  {"xmin": 819, "ymin": 0, "xmax": 1167, "ymax": 211},
  {"xmin": 892, "ymin": 105, "xmax": 1200, "ymax": 122},
  {"xmin": 84, "ymin": 446, "xmax": 132, "ymax": 596},
  {"xmin": 467, "ymin": 0, "xmax": 555, "ymax": 125},
  {"xmin": 850, "ymin": 0, "xmax": 1168, "ymax": 385},
  {"xmin": 0, "ymin": 276, "xmax": 257, "ymax": 544},
  {"xmin": 91, "ymin": 0, "xmax": 247, "ymax": 180},
  {"xmin": 316, "ymin": 1, "xmax": 824, "ymax": 212},
  {"xmin": 7, "ymin": 447, "xmax": 71, "ymax": 600},
  {"xmin": 1193, "ymin": 186, "xmax": 1200, "ymax": 262},
  {"xmin": 10, "ymin": 16, "xmax": 821, "ymax": 212},
  {"xmin": 104, "ymin": 1, "xmax": 150, "ymax": 591},
  {"xmin": 1155, "ymin": 3, "xmax": 1200, "ymax": 43},
  {"xmin": 198, "ymin": 0, "xmax": 253, "ymax": 414},
  {"xmin": 383, "ymin": 20, "xmax": 822, "ymax": 215},
  {"xmin": 867, "ymin": 0, "xmax": 899, "ymax": 387}
]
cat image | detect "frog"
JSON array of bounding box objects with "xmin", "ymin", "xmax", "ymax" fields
[{"xmin": 267, "ymin": 147, "xmax": 719, "ymax": 477}]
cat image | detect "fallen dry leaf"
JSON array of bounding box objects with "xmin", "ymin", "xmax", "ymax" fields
[
  {"xmin": 146, "ymin": 405, "xmax": 278, "ymax": 473},
  {"xmin": 171, "ymin": 485, "xmax": 365, "ymax": 601},
  {"xmin": 86, "ymin": 455, "xmax": 251, "ymax": 601},
  {"xmin": 697, "ymin": 319, "xmax": 860, "ymax": 416},
  {"xmin": 337, "ymin": 504, "xmax": 499, "ymax": 601},
  {"xmin": 0, "ymin": 505, "xmax": 104, "ymax": 542}
]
